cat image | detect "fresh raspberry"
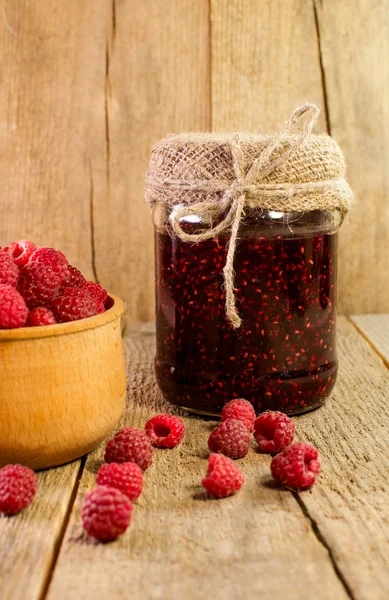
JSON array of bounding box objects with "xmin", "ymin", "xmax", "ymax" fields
[
  {"xmin": 18, "ymin": 261, "xmax": 63, "ymax": 308},
  {"xmin": 59, "ymin": 287, "xmax": 105, "ymax": 315},
  {"xmin": 202, "ymin": 453, "xmax": 245, "ymax": 498},
  {"xmin": 208, "ymin": 418, "xmax": 250, "ymax": 459},
  {"xmin": 27, "ymin": 306, "xmax": 57, "ymax": 327},
  {"xmin": 96, "ymin": 462, "xmax": 143, "ymax": 501},
  {"xmin": 0, "ymin": 285, "xmax": 28, "ymax": 329},
  {"xmin": 254, "ymin": 411, "xmax": 295, "ymax": 454},
  {"xmin": 220, "ymin": 399, "xmax": 256, "ymax": 432},
  {"xmin": 145, "ymin": 414, "xmax": 185, "ymax": 448},
  {"xmin": 271, "ymin": 442, "xmax": 321, "ymax": 490},
  {"xmin": 29, "ymin": 247, "xmax": 70, "ymax": 286},
  {"xmin": 0, "ymin": 464, "xmax": 37, "ymax": 515},
  {"xmin": 67, "ymin": 265, "xmax": 86, "ymax": 288},
  {"xmin": 4, "ymin": 240, "xmax": 36, "ymax": 267},
  {"xmin": 51, "ymin": 292, "xmax": 98, "ymax": 323},
  {"xmin": 105, "ymin": 427, "xmax": 153, "ymax": 471},
  {"xmin": 84, "ymin": 281, "xmax": 108, "ymax": 306},
  {"xmin": 82, "ymin": 486, "xmax": 133, "ymax": 542},
  {"xmin": 0, "ymin": 249, "xmax": 19, "ymax": 287}
]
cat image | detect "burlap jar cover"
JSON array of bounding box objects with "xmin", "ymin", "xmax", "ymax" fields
[{"xmin": 146, "ymin": 104, "xmax": 353, "ymax": 328}]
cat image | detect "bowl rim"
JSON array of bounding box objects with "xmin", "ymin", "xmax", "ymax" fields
[{"xmin": 0, "ymin": 293, "xmax": 124, "ymax": 341}]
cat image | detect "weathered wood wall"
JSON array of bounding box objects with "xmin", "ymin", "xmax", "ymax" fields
[{"xmin": 0, "ymin": 0, "xmax": 388, "ymax": 320}]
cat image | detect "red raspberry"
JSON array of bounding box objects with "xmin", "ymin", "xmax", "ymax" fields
[
  {"xmin": 96, "ymin": 462, "xmax": 143, "ymax": 501},
  {"xmin": 18, "ymin": 261, "xmax": 63, "ymax": 308},
  {"xmin": 82, "ymin": 486, "xmax": 133, "ymax": 542},
  {"xmin": 271, "ymin": 442, "xmax": 321, "ymax": 490},
  {"xmin": 220, "ymin": 399, "xmax": 256, "ymax": 432},
  {"xmin": 202, "ymin": 453, "xmax": 245, "ymax": 498},
  {"xmin": 4, "ymin": 240, "xmax": 36, "ymax": 267},
  {"xmin": 105, "ymin": 427, "xmax": 153, "ymax": 471},
  {"xmin": 67, "ymin": 265, "xmax": 86, "ymax": 288},
  {"xmin": 29, "ymin": 247, "xmax": 70, "ymax": 286},
  {"xmin": 145, "ymin": 414, "xmax": 185, "ymax": 448},
  {"xmin": 254, "ymin": 411, "xmax": 295, "ymax": 454},
  {"xmin": 59, "ymin": 287, "xmax": 105, "ymax": 315},
  {"xmin": 0, "ymin": 285, "xmax": 28, "ymax": 329},
  {"xmin": 0, "ymin": 249, "xmax": 19, "ymax": 287},
  {"xmin": 27, "ymin": 306, "xmax": 57, "ymax": 327},
  {"xmin": 0, "ymin": 464, "xmax": 37, "ymax": 515},
  {"xmin": 51, "ymin": 292, "xmax": 98, "ymax": 323},
  {"xmin": 208, "ymin": 418, "xmax": 250, "ymax": 459},
  {"xmin": 84, "ymin": 281, "xmax": 108, "ymax": 306}
]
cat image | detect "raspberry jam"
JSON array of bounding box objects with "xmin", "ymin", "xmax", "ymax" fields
[{"xmin": 154, "ymin": 209, "xmax": 338, "ymax": 416}]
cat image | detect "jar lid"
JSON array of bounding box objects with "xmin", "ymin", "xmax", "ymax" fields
[
  {"xmin": 148, "ymin": 131, "xmax": 345, "ymax": 188},
  {"xmin": 146, "ymin": 107, "xmax": 353, "ymax": 216}
]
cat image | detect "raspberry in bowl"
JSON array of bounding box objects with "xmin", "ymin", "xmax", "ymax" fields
[{"xmin": 0, "ymin": 241, "xmax": 126, "ymax": 469}]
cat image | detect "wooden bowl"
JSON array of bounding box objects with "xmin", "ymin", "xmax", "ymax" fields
[{"xmin": 0, "ymin": 294, "xmax": 126, "ymax": 470}]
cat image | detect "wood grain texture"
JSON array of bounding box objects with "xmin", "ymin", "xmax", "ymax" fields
[
  {"xmin": 91, "ymin": 0, "xmax": 210, "ymax": 323},
  {"xmin": 0, "ymin": 317, "xmax": 387, "ymax": 599},
  {"xmin": 0, "ymin": 461, "xmax": 81, "ymax": 600},
  {"xmin": 314, "ymin": 0, "xmax": 389, "ymax": 314},
  {"xmin": 0, "ymin": 0, "xmax": 110, "ymax": 280},
  {"xmin": 351, "ymin": 314, "xmax": 389, "ymax": 366},
  {"xmin": 0, "ymin": 0, "xmax": 387, "ymax": 318},
  {"xmin": 211, "ymin": 0, "xmax": 326, "ymax": 131},
  {"xmin": 295, "ymin": 318, "xmax": 389, "ymax": 599},
  {"xmin": 46, "ymin": 323, "xmax": 357, "ymax": 600}
]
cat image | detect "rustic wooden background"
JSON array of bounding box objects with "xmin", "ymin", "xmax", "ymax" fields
[{"xmin": 0, "ymin": 0, "xmax": 388, "ymax": 322}]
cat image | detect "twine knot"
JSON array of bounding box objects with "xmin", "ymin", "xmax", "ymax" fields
[{"xmin": 227, "ymin": 179, "xmax": 246, "ymax": 199}]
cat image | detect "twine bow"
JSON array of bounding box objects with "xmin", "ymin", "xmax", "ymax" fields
[{"xmin": 171, "ymin": 103, "xmax": 321, "ymax": 328}]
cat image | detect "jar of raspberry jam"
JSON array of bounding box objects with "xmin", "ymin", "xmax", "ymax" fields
[{"xmin": 147, "ymin": 105, "xmax": 353, "ymax": 416}]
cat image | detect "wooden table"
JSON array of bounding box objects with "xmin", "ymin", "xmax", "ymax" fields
[{"xmin": 1, "ymin": 315, "xmax": 389, "ymax": 600}]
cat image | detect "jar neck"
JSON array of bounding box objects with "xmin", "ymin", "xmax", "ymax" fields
[{"xmin": 153, "ymin": 203, "xmax": 341, "ymax": 239}]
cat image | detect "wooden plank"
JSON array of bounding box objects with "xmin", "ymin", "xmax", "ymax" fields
[
  {"xmin": 314, "ymin": 0, "xmax": 389, "ymax": 314},
  {"xmin": 295, "ymin": 317, "xmax": 389, "ymax": 599},
  {"xmin": 211, "ymin": 0, "xmax": 326, "ymax": 131},
  {"xmin": 0, "ymin": 5, "xmax": 107, "ymax": 592},
  {"xmin": 351, "ymin": 314, "xmax": 389, "ymax": 367},
  {"xmin": 0, "ymin": 461, "xmax": 81, "ymax": 600},
  {"xmin": 0, "ymin": 0, "xmax": 110, "ymax": 280},
  {"xmin": 91, "ymin": 0, "xmax": 210, "ymax": 324},
  {"xmin": 47, "ymin": 325, "xmax": 350, "ymax": 600}
]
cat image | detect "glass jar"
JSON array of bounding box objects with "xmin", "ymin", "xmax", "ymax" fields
[{"xmin": 153, "ymin": 204, "xmax": 340, "ymax": 416}]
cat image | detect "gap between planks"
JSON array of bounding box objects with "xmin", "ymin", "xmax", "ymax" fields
[
  {"xmin": 312, "ymin": 0, "xmax": 331, "ymax": 134},
  {"xmin": 290, "ymin": 313, "xmax": 389, "ymax": 600},
  {"xmin": 293, "ymin": 493, "xmax": 355, "ymax": 600},
  {"xmin": 349, "ymin": 315, "xmax": 389, "ymax": 369},
  {"xmin": 38, "ymin": 457, "xmax": 87, "ymax": 600}
]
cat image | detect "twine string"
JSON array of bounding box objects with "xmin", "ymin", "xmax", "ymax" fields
[{"xmin": 171, "ymin": 103, "xmax": 320, "ymax": 328}]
